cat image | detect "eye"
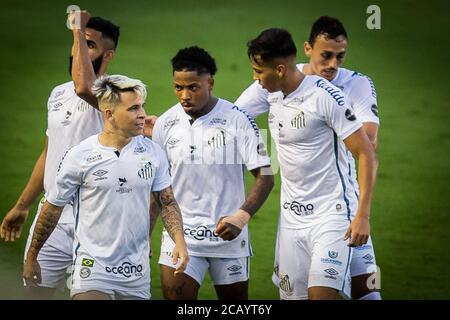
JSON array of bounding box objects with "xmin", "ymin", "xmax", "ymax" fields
[
  {"xmin": 337, "ymin": 53, "xmax": 345, "ymax": 61},
  {"xmin": 87, "ymin": 40, "xmax": 96, "ymax": 49},
  {"xmin": 188, "ymin": 85, "xmax": 197, "ymax": 92},
  {"xmin": 321, "ymin": 52, "xmax": 332, "ymax": 59},
  {"xmin": 174, "ymin": 85, "xmax": 182, "ymax": 91}
]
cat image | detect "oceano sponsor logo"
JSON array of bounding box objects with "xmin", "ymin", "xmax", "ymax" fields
[
  {"xmin": 105, "ymin": 262, "xmax": 143, "ymax": 278},
  {"xmin": 184, "ymin": 226, "xmax": 219, "ymax": 241},
  {"xmin": 315, "ymin": 79, "xmax": 345, "ymax": 106},
  {"xmin": 283, "ymin": 201, "xmax": 314, "ymax": 216}
]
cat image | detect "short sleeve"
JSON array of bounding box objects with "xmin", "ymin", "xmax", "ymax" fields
[
  {"xmin": 350, "ymin": 75, "xmax": 380, "ymax": 125},
  {"xmin": 234, "ymin": 107, "xmax": 271, "ymax": 171},
  {"xmin": 151, "ymin": 143, "xmax": 172, "ymax": 192},
  {"xmin": 46, "ymin": 147, "xmax": 83, "ymax": 207},
  {"xmin": 234, "ymin": 81, "xmax": 270, "ymax": 119},
  {"xmin": 316, "ymin": 87, "xmax": 362, "ymax": 140}
]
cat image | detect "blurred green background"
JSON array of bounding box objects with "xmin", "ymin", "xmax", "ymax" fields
[{"xmin": 0, "ymin": 0, "xmax": 449, "ymax": 299}]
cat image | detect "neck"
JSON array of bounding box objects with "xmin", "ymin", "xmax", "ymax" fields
[
  {"xmin": 280, "ymin": 68, "xmax": 305, "ymax": 97},
  {"xmin": 98, "ymin": 129, "xmax": 132, "ymax": 151},
  {"xmin": 189, "ymin": 96, "xmax": 218, "ymax": 120}
]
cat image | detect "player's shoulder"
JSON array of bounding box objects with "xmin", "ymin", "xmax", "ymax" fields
[
  {"xmin": 48, "ymin": 81, "xmax": 75, "ymax": 101},
  {"xmin": 61, "ymin": 134, "xmax": 98, "ymax": 165},
  {"xmin": 155, "ymin": 103, "xmax": 183, "ymax": 130},
  {"xmin": 338, "ymin": 68, "xmax": 377, "ymax": 98},
  {"xmin": 135, "ymin": 135, "xmax": 166, "ymax": 155},
  {"xmin": 217, "ymin": 99, "xmax": 260, "ymax": 136},
  {"xmin": 308, "ymin": 75, "xmax": 346, "ymax": 107}
]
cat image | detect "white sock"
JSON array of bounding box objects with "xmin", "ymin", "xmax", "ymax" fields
[{"xmin": 359, "ymin": 292, "xmax": 382, "ymax": 300}]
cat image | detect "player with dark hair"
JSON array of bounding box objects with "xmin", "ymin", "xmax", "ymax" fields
[
  {"xmin": 0, "ymin": 10, "xmax": 120, "ymax": 299},
  {"xmin": 237, "ymin": 28, "xmax": 377, "ymax": 300},
  {"xmin": 236, "ymin": 17, "xmax": 381, "ymax": 300},
  {"xmin": 152, "ymin": 46, "xmax": 274, "ymax": 300}
]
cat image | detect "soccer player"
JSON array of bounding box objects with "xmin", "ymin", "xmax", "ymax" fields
[
  {"xmin": 235, "ymin": 17, "xmax": 381, "ymax": 300},
  {"xmin": 23, "ymin": 74, "xmax": 189, "ymax": 300},
  {"xmin": 0, "ymin": 11, "xmax": 119, "ymax": 299},
  {"xmin": 152, "ymin": 46, "xmax": 274, "ymax": 300},
  {"xmin": 238, "ymin": 28, "xmax": 377, "ymax": 300}
]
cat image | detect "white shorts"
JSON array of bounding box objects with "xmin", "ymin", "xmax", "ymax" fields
[
  {"xmin": 159, "ymin": 250, "xmax": 249, "ymax": 286},
  {"xmin": 350, "ymin": 236, "xmax": 378, "ymax": 277},
  {"xmin": 274, "ymin": 219, "xmax": 352, "ymax": 300},
  {"xmin": 23, "ymin": 199, "xmax": 74, "ymax": 291},
  {"xmin": 272, "ymin": 229, "xmax": 379, "ymax": 286},
  {"xmin": 71, "ymin": 253, "xmax": 151, "ymax": 300},
  {"xmin": 70, "ymin": 287, "xmax": 150, "ymax": 300}
]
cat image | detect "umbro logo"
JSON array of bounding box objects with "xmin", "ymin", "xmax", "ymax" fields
[
  {"xmin": 324, "ymin": 268, "xmax": 339, "ymax": 276},
  {"xmin": 227, "ymin": 265, "xmax": 242, "ymax": 276},
  {"xmin": 92, "ymin": 170, "xmax": 108, "ymax": 177},
  {"xmin": 363, "ymin": 254, "xmax": 374, "ymax": 261},
  {"xmin": 92, "ymin": 169, "xmax": 108, "ymax": 181},
  {"xmin": 227, "ymin": 265, "xmax": 242, "ymax": 272}
]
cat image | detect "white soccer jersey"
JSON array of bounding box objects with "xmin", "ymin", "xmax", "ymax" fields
[
  {"xmin": 266, "ymin": 75, "xmax": 361, "ymax": 228},
  {"xmin": 153, "ymin": 98, "xmax": 270, "ymax": 258},
  {"xmin": 46, "ymin": 134, "xmax": 171, "ymax": 290},
  {"xmin": 235, "ymin": 65, "xmax": 379, "ymax": 218},
  {"xmin": 45, "ymin": 81, "xmax": 104, "ymax": 223}
]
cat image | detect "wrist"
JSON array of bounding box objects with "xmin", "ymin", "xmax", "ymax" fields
[{"xmin": 234, "ymin": 209, "xmax": 251, "ymax": 224}]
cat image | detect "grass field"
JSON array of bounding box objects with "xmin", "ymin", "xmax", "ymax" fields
[{"xmin": 0, "ymin": 0, "xmax": 449, "ymax": 300}]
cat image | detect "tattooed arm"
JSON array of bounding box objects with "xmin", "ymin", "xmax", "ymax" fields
[
  {"xmin": 152, "ymin": 186, "xmax": 189, "ymax": 275},
  {"xmin": 149, "ymin": 192, "xmax": 160, "ymax": 236},
  {"xmin": 216, "ymin": 166, "xmax": 274, "ymax": 241},
  {"xmin": 23, "ymin": 201, "xmax": 64, "ymax": 286}
]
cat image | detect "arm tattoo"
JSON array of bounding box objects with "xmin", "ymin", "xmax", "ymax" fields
[
  {"xmin": 153, "ymin": 187, "xmax": 183, "ymax": 241},
  {"xmin": 241, "ymin": 166, "xmax": 274, "ymax": 216},
  {"xmin": 149, "ymin": 193, "xmax": 160, "ymax": 235},
  {"xmin": 27, "ymin": 202, "xmax": 63, "ymax": 259}
]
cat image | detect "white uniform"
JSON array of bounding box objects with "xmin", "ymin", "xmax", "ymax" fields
[
  {"xmin": 235, "ymin": 65, "xmax": 379, "ymax": 280},
  {"xmin": 24, "ymin": 81, "xmax": 104, "ymax": 290},
  {"xmin": 46, "ymin": 134, "xmax": 171, "ymax": 299},
  {"xmin": 153, "ymin": 98, "xmax": 270, "ymax": 285},
  {"xmin": 238, "ymin": 75, "xmax": 362, "ymax": 299}
]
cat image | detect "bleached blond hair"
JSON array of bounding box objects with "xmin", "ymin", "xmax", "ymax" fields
[{"xmin": 92, "ymin": 74, "xmax": 147, "ymax": 111}]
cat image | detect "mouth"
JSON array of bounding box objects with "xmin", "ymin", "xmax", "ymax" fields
[
  {"xmin": 136, "ymin": 123, "xmax": 144, "ymax": 129},
  {"xmin": 181, "ymin": 103, "xmax": 194, "ymax": 111},
  {"xmin": 322, "ymin": 69, "xmax": 336, "ymax": 78}
]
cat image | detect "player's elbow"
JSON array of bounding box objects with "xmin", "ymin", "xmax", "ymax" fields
[{"xmin": 74, "ymin": 85, "xmax": 92, "ymax": 99}]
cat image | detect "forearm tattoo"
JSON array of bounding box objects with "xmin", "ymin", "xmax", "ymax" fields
[
  {"xmin": 28, "ymin": 203, "xmax": 62, "ymax": 259},
  {"xmin": 153, "ymin": 187, "xmax": 184, "ymax": 241}
]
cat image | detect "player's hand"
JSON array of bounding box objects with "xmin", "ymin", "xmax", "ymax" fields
[
  {"xmin": 344, "ymin": 216, "xmax": 370, "ymax": 247},
  {"xmin": 171, "ymin": 239, "xmax": 189, "ymax": 276},
  {"xmin": 67, "ymin": 10, "xmax": 91, "ymax": 31},
  {"xmin": 215, "ymin": 209, "xmax": 251, "ymax": 241},
  {"xmin": 0, "ymin": 207, "xmax": 29, "ymax": 242},
  {"xmin": 23, "ymin": 258, "xmax": 42, "ymax": 287},
  {"xmin": 144, "ymin": 115, "xmax": 158, "ymax": 138}
]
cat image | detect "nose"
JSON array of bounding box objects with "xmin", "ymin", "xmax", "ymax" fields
[
  {"xmin": 137, "ymin": 106, "xmax": 146, "ymax": 118},
  {"xmin": 329, "ymin": 57, "xmax": 338, "ymax": 69},
  {"xmin": 180, "ymin": 89, "xmax": 190, "ymax": 101}
]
